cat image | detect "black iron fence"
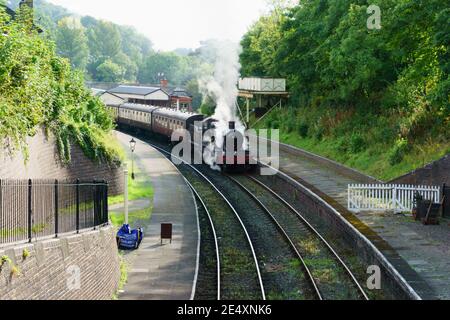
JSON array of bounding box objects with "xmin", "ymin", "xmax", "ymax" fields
[{"xmin": 0, "ymin": 179, "xmax": 109, "ymax": 246}]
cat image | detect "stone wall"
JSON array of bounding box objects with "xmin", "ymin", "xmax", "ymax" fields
[
  {"xmin": 0, "ymin": 226, "xmax": 120, "ymax": 300},
  {"xmin": 391, "ymin": 154, "xmax": 450, "ymax": 186},
  {"xmin": 0, "ymin": 129, "xmax": 124, "ymax": 196},
  {"xmin": 260, "ymin": 169, "xmax": 423, "ymax": 300}
]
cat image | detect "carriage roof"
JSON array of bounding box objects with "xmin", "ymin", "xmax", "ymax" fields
[
  {"xmin": 153, "ymin": 108, "xmax": 204, "ymax": 122},
  {"xmin": 120, "ymin": 103, "xmax": 160, "ymax": 113}
]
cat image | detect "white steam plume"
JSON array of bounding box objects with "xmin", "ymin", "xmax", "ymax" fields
[
  {"xmin": 198, "ymin": 40, "xmax": 246, "ymax": 168},
  {"xmin": 199, "ymin": 40, "xmax": 242, "ymax": 123}
]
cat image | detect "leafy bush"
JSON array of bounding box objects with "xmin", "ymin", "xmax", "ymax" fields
[
  {"xmin": 336, "ymin": 137, "xmax": 348, "ymax": 153},
  {"xmin": 199, "ymin": 95, "xmax": 216, "ymax": 116},
  {"xmin": 389, "ymin": 138, "xmax": 409, "ymax": 165},
  {"xmin": 378, "ymin": 126, "xmax": 396, "ymax": 144},
  {"xmin": 96, "ymin": 59, "xmax": 124, "ymax": 83},
  {"xmin": 284, "ymin": 117, "xmax": 296, "ymax": 133},
  {"xmin": 349, "ymin": 133, "xmax": 365, "ymax": 153},
  {"xmin": 264, "ymin": 112, "xmax": 280, "ymax": 129},
  {"xmin": 271, "ymin": 120, "xmax": 280, "ymax": 129},
  {"xmin": 313, "ymin": 125, "xmax": 324, "ymax": 141},
  {"xmin": 297, "ymin": 122, "xmax": 309, "ymax": 138}
]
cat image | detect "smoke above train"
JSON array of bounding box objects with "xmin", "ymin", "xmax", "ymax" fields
[{"xmin": 197, "ymin": 39, "xmax": 248, "ymax": 168}]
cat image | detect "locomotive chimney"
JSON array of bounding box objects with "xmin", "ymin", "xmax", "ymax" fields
[{"xmin": 229, "ymin": 121, "xmax": 236, "ymax": 130}]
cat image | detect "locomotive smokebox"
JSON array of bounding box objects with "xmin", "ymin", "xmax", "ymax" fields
[{"xmin": 229, "ymin": 121, "xmax": 236, "ymax": 130}]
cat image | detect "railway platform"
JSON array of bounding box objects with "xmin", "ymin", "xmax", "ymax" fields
[
  {"xmin": 262, "ymin": 141, "xmax": 450, "ymax": 300},
  {"xmin": 114, "ymin": 131, "xmax": 199, "ymax": 300}
]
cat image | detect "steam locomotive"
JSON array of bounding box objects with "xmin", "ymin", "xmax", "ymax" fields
[{"xmin": 107, "ymin": 103, "xmax": 256, "ymax": 172}]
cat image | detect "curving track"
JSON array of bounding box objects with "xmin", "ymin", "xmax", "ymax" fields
[
  {"xmin": 229, "ymin": 174, "xmax": 369, "ymax": 300},
  {"xmin": 128, "ymin": 133, "xmax": 369, "ymax": 300},
  {"xmin": 188, "ymin": 181, "xmax": 220, "ymax": 300},
  {"xmin": 196, "ymin": 166, "xmax": 321, "ymax": 300},
  {"xmin": 148, "ymin": 142, "xmax": 265, "ymax": 300}
]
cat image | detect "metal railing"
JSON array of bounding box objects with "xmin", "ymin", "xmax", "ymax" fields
[{"xmin": 0, "ymin": 179, "xmax": 109, "ymax": 246}]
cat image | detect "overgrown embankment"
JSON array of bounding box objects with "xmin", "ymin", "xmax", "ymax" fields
[
  {"xmin": 0, "ymin": 6, "xmax": 121, "ymax": 165},
  {"xmin": 257, "ymin": 107, "xmax": 449, "ymax": 181},
  {"xmin": 242, "ymin": 1, "xmax": 449, "ymax": 181}
]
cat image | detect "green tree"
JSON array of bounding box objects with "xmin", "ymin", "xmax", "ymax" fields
[
  {"xmin": 119, "ymin": 25, "xmax": 153, "ymax": 64},
  {"xmin": 240, "ymin": 8, "xmax": 285, "ymax": 77},
  {"xmin": 86, "ymin": 20, "xmax": 121, "ymax": 59},
  {"xmin": 138, "ymin": 52, "xmax": 184, "ymax": 84},
  {"xmin": 56, "ymin": 17, "xmax": 89, "ymax": 70},
  {"xmin": 200, "ymin": 96, "xmax": 216, "ymax": 116},
  {"xmin": 96, "ymin": 59, "xmax": 124, "ymax": 83},
  {"xmin": 185, "ymin": 79, "xmax": 202, "ymax": 110},
  {"xmin": 238, "ymin": 0, "xmax": 449, "ymax": 177},
  {"xmin": 112, "ymin": 52, "xmax": 138, "ymax": 83}
]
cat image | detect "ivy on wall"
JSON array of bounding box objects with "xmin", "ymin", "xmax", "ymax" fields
[{"xmin": 0, "ymin": 7, "xmax": 121, "ymax": 165}]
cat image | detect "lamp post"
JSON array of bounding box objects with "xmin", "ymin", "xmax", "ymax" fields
[
  {"xmin": 124, "ymin": 163, "xmax": 129, "ymax": 225},
  {"xmin": 130, "ymin": 138, "xmax": 136, "ymax": 180}
]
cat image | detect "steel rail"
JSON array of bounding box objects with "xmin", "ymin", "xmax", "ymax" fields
[
  {"xmin": 146, "ymin": 141, "xmax": 266, "ymax": 300},
  {"xmin": 185, "ymin": 179, "xmax": 221, "ymax": 300},
  {"xmin": 227, "ymin": 175, "xmax": 323, "ymax": 300},
  {"xmin": 248, "ymin": 175, "xmax": 370, "ymax": 300}
]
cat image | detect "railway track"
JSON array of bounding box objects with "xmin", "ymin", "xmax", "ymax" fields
[
  {"xmin": 196, "ymin": 166, "xmax": 321, "ymax": 300},
  {"xmin": 147, "ymin": 141, "xmax": 265, "ymax": 300},
  {"xmin": 188, "ymin": 181, "xmax": 220, "ymax": 300},
  {"xmin": 229, "ymin": 174, "xmax": 369, "ymax": 300},
  {"xmin": 137, "ymin": 135, "xmax": 369, "ymax": 300}
]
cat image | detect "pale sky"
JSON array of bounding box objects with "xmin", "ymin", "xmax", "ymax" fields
[{"xmin": 46, "ymin": 0, "xmax": 270, "ymax": 51}]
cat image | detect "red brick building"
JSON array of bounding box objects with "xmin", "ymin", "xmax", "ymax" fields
[{"xmin": 169, "ymin": 87, "xmax": 193, "ymax": 112}]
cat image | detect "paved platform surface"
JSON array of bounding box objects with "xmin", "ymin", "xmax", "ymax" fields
[
  {"xmin": 262, "ymin": 144, "xmax": 450, "ymax": 300},
  {"xmin": 115, "ymin": 131, "xmax": 199, "ymax": 300}
]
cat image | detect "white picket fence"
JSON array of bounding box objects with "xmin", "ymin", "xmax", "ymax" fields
[{"xmin": 348, "ymin": 184, "xmax": 441, "ymax": 213}]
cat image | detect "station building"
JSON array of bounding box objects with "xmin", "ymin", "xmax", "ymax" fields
[
  {"xmin": 169, "ymin": 87, "xmax": 193, "ymax": 112},
  {"xmin": 107, "ymin": 85, "xmax": 170, "ymax": 107},
  {"xmin": 98, "ymin": 91, "xmax": 124, "ymax": 107},
  {"xmin": 101, "ymin": 80, "xmax": 193, "ymax": 112}
]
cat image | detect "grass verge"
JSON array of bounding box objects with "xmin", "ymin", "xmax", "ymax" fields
[
  {"xmin": 110, "ymin": 207, "xmax": 152, "ymax": 228},
  {"xmin": 112, "ymin": 252, "xmax": 129, "ymax": 300},
  {"xmin": 108, "ymin": 163, "xmax": 154, "ymax": 207}
]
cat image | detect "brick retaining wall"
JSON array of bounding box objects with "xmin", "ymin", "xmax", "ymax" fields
[
  {"xmin": 0, "ymin": 226, "xmax": 120, "ymax": 300},
  {"xmin": 390, "ymin": 154, "xmax": 450, "ymax": 187},
  {"xmin": 0, "ymin": 129, "xmax": 124, "ymax": 196}
]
